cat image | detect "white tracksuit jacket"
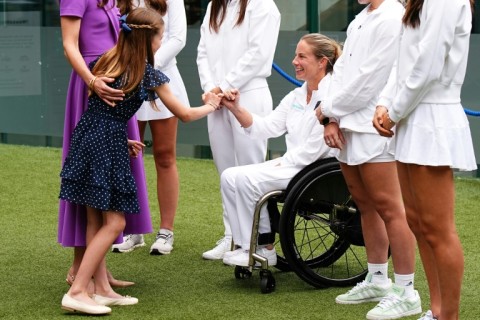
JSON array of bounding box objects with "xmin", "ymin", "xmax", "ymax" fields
[
  {"xmin": 379, "ymin": 0, "xmax": 471, "ymax": 122},
  {"xmin": 221, "ymin": 74, "xmax": 337, "ymax": 249},
  {"xmin": 320, "ymin": 0, "xmax": 404, "ymax": 133}
]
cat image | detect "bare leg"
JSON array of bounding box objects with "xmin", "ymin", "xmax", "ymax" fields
[
  {"xmin": 341, "ymin": 162, "xmax": 416, "ymax": 274},
  {"xmin": 398, "ymin": 163, "xmax": 462, "ymax": 320},
  {"xmin": 146, "ymin": 117, "xmax": 179, "ymax": 231},
  {"xmin": 67, "ymin": 207, "xmax": 126, "ymax": 305}
]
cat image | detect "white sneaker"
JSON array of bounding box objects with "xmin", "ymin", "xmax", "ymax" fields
[
  {"xmin": 223, "ymin": 248, "xmax": 243, "ymax": 261},
  {"xmin": 202, "ymin": 237, "xmax": 232, "ymax": 260},
  {"xmin": 150, "ymin": 230, "xmax": 174, "ymax": 255},
  {"xmin": 336, "ymin": 273, "xmax": 392, "ymax": 304},
  {"xmin": 223, "ymin": 247, "xmax": 277, "ymax": 267},
  {"xmin": 366, "ymin": 285, "xmax": 422, "ymax": 320},
  {"xmin": 111, "ymin": 234, "xmax": 145, "ymax": 253},
  {"xmin": 418, "ymin": 310, "xmax": 437, "ymax": 320}
]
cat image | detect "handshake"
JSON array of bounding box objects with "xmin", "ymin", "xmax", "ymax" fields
[{"xmin": 201, "ymin": 88, "xmax": 241, "ymax": 112}]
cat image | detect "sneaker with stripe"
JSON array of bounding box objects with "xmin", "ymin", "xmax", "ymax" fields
[
  {"xmin": 366, "ymin": 285, "xmax": 422, "ymax": 320},
  {"xmin": 418, "ymin": 310, "xmax": 437, "ymax": 320},
  {"xmin": 150, "ymin": 231, "xmax": 174, "ymax": 255},
  {"xmin": 335, "ymin": 273, "xmax": 392, "ymax": 304}
]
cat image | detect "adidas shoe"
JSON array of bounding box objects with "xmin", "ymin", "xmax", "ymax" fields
[
  {"xmin": 150, "ymin": 230, "xmax": 174, "ymax": 255},
  {"xmin": 336, "ymin": 273, "xmax": 392, "ymax": 304},
  {"xmin": 202, "ymin": 236, "xmax": 232, "ymax": 260},
  {"xmin": 418, "ymin": 310, "xmax": 437, "ymax": 320},
  {"xmin": 366, "ymin": 285, "xmax": 422, "ymax": 320},
  {"xmin": 111, "ymin": 234, "xmax": 145, "ymax": 253}
]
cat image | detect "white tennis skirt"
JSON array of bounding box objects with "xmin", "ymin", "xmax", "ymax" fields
[
  {"xmin": 394, "ymin": 102, "xmax": 477, "ymax": 171},
  {"xmin": 136, "ymin": 65, "xmax": 190, "ymax": 121}
]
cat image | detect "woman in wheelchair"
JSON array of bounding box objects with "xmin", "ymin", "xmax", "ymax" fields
[{"xmin": 219, "ymin": 33, "xmax": 340, "ymax": 267}]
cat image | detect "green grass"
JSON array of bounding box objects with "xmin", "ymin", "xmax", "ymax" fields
[{"xmin": 0, "ymin": 144, "xmax": 479, "ymax": 319}]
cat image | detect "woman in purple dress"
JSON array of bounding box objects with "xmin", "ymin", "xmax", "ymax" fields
[{"xmin": 58, "ymin": 0, "xmax": 152, "ymax": 287}]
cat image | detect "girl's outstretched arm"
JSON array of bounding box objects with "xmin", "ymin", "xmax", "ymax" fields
[{"xmin": 154, "ymin": 83, "xmax": 221, "ymax": 122}]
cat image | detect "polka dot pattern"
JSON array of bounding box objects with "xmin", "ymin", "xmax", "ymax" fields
[{"xmin": 60, "ymin": 62, "xmax": 169, "ymax": 214}]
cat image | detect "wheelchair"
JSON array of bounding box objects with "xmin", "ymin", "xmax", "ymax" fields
[{"xmin": 232, "ymin": 157, "xmax": 367, "ymax": 294}]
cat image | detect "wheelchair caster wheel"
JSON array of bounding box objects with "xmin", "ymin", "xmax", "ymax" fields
[
  {"xmin": 234, "ymin": 266, "xmax": 252, "ymax": 279},
  {"xmin": 259, "ymin": 269, "xmax": 275, "ymax": 294}
]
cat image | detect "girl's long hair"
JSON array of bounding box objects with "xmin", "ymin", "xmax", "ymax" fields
[
  {"xmin": 209, "ymin": 0, "xmax": 248, "ymax": 33},
  {"xmin": 118, "ymin": 0, "xmax": 167, "ymax": 16},
  {"xmin": 300, "ymin": 33, "xmax": 342, "ymax": 74},
  {"xmin": 403, "ymin": 0, "xmax": 475, "ymax": 28},
  {"xmin": 91, "ymin": 8, "xmax": 164, "ymax": 94}
]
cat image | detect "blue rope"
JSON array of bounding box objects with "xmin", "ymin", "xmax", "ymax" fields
[
  {"xmin": 272, "ymin": 62, "xmax": 480, "ymax": 117},
  {"xmin": 465, "ymin": 108, "xmax": 480, "ymax": 117},
  {"xmin": 272, "ymin": 62, "xmax": 303, "ymax": 87}
]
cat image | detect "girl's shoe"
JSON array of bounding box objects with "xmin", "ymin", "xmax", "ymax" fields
[
  {"xmin": 61, "ymin": 294, "xmax": 111, "ymax": 315},
  {"xmin": 93, "ymin": 294, "xmax": 139, "ymax": 306}
]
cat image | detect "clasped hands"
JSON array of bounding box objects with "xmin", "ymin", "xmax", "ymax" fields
[{"xmin": 372, "ymin": 105, "xmax": 395, "ymax": 137}]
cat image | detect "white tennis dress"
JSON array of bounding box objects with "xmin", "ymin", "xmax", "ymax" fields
[{"xmin": 135, "ymin": 0, "xmax": 190, "ymax": 121}]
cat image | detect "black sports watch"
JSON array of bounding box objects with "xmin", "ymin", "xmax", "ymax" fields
[{"xmin": 321, "ymin": 117, "xmax": 330, "ymax": 126}]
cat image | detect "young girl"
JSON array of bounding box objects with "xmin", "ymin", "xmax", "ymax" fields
[
  {"xmin": 59, "ymin": 7, "xmax": 221, "ymax": 315},
  {"xmin": 113, "ymin": 0, "xmax": 191, "ymax": 256}
]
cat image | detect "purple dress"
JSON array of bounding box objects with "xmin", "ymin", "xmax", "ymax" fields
[{"xmin": 58, "ymin": 0, "xmax": 152, "ymax": 247}]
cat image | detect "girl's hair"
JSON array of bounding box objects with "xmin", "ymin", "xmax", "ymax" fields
[
  {"xmin": 300, "ymin": 33, "xmax": 342, "ymax": 74},
  {"xmin": 403, "ymin": 0, "xmax": 475, "ymax": 28},
  {"xmin": 92, "ymin": 8, "xmax": 164, "ymax": 94},
  {"xmin": 118, "ymin": 0, "xmax": 167, "ymax": 16},
  {"xmin": 209, "ymin": 0, "xmax": 248, "ymax": 33}
]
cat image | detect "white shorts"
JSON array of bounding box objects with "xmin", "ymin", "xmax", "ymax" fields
[{"xmin": 337, "ymin": 131, "xmax": 394, "ymax": 165}]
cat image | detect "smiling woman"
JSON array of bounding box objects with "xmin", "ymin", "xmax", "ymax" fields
[{"xmin": 211, "ymin": 33, "xmax": 342, "ymax": 268}]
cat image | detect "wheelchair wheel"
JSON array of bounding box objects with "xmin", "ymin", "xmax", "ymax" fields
[{"xmin": 279, "ymin": 158, "xmax": 367, "ymax": 288}]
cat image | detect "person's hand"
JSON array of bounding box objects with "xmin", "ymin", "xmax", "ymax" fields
[
  {"xmin": 92, "ymin": 76, "xmax": 125, "ymax": 107},
  {"xmin": 127, "ymin": 139, "xmax": 145, "ymax": 158},
  {"xmin": 324, "ymin": 122, "xmax": 345, "ymax": 150},
  {"xmin": 221, "ymin": 89, "xmax": 240, "ymax": 111},
  {"xmin": 202, "ymin": 91, "xmax": 223, "ymax": 110},
  {"xmin": 210, "ymin": 87, "xmax": 223, "ymax": 95},
  {"xmin": 373, "ymin": 105, "xmax": 394, "ymax": 137}
]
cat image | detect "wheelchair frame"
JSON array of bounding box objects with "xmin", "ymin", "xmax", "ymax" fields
[{"xmin": 232, "ymin": 157, "xmax": 368, "ymax": 293}]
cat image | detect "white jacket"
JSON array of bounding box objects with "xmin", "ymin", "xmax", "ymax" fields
[
  {"xmin": 137, "ymin": 0, "xmax": 186, "ymax": 71},
  {"xmin": 246, "ymin": 74, "xmax": 337, "ymax": 167},
  {"xmin": 321, "ymin": 0, "xmax": 404, "ymax": 133},
  {"xmin": 379, "ymin": 0, "xmax": 472, "ymax": 122},
  {"xmin": 196, "ymin": 0, "xmax": 280, "ymax": 93}
]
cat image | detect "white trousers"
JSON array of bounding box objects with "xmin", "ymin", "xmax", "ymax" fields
[
  {"xmin": 220, "ymin": 158, "xmax": 304, "ymax": 249},
  {"xmin": 208, "ymin": 86, "xmax": 273, "ymax": 237}
]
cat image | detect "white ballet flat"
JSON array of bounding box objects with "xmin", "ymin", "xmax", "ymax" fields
[{"xmin": 61, "ymin": 294, "xmax": 112, "ymax": 315}]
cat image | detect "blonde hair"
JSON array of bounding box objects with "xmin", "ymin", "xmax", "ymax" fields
[
  {"xmin": 300, "ymin": 33, "xmax": 342, "ymax": 73},
  {"xmin": 91, "ymin": 8, "xmax": 164, "ymax": 94}
]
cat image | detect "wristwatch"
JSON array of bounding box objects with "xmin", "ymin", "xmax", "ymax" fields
[{"xmin": 321, "ymin": 117, "xmax": 330, "ymax": 126}]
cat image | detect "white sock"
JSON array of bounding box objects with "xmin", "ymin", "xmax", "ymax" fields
[
  {"xmin": 368, "ymin": 262, "xmax": 389, "ymax": 285},
  {"xmin": 394, "ymin": 273, "xmax": 415, "ymax": 297}
]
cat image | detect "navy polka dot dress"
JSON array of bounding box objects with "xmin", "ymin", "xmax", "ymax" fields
[{"xmin": 60, "ymin": 61, "xmax": 169, "ymax": 214}]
